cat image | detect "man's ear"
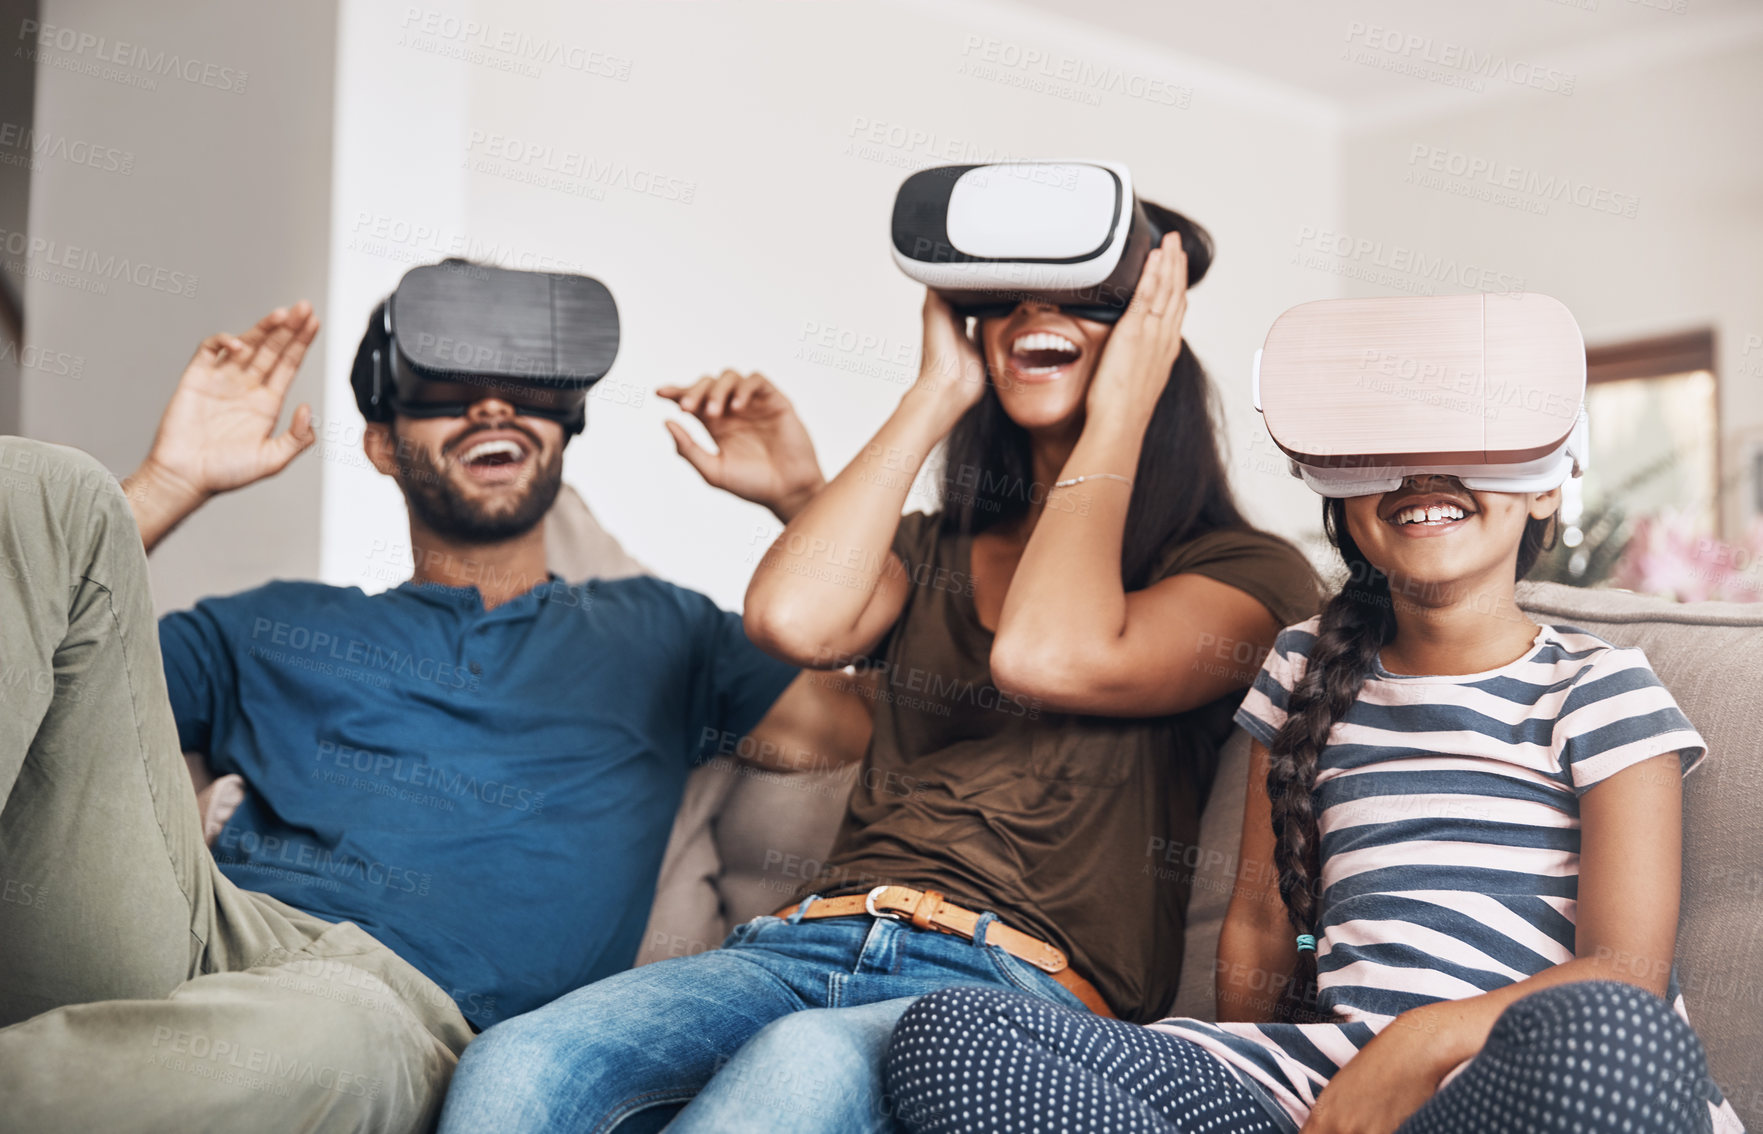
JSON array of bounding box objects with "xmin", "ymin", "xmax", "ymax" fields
[
  {"xmin": 1530, "ymin": 486, "xmax": 1563, "ymax": 520},
  {"xmin": 363, "ymin": 422, "xmax": 398, "ymax": 477}
]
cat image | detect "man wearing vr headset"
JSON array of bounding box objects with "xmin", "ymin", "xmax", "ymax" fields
[{"xmin": 0, "ymin": 263, "xmax": 864, "ymax": 1134}]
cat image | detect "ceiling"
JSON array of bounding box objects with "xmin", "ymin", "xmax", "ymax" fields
[{"xmin": 1005, "ymin": 0, "xmax": 1760, "ymax": 122}]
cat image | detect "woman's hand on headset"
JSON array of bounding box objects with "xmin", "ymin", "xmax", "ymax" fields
[
  {"xmin": 659, "ymin": 370, "xmax": 826, "ymax": 523},
  {"xmin": 1085, "ymin": 234, "xmax": 1188, "ymax": 428},
  {"xmin": 909, "ymin": 290, "xmax": 988, "ymax": 426}
]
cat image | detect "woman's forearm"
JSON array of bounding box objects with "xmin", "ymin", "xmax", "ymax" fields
[
  {"xmin": 743, "ymin": 386, "xmax": 957, "ymax": 663},
  {"xmin": 992, "ymin": 407, "xmax": 1146, "ymax": 675}
]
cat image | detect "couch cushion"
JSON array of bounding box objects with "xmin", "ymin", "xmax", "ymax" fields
[
  {"xmin": 634, "ymin": 758, "xmax": 858, "ymax": 964},
  {"xmin": 1167, "ymin": 730, "xmax": 1251, "ymax": 1021},
  {"xmin": 633, "ymin": 758, "xmax": 739, "ymax": 964},
  {"xmin": 543, "ymin": 483, "xmax": 652, "ymax": 582},
  {"xmin": 1515, "ymin": 581, "xmax": 1763, "ymax": 1128}
]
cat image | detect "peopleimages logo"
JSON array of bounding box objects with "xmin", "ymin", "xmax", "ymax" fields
[
  {"xmin": 464, "ymin": 131, "xmax": 697, "ymax": 205},
  {"xmin": 247, "ymin": 618, "xmax": 480, "ymax": 693},
  {"xmin": 0, "ymin": 227, "xmax": 199, "ymax": 298},
  {"xmin": 957, "ymin": 35, "xmax": 1192, "ymax": 108},
  {"xmin": 0, "ymin": 121, "xmax": 133, "ymax": 174},
  {"xmin": 398, "ymin": 7, "xmax": 633, "ymax": 80},
  {"xmin": 1292, "ymin": 225, "xmax": 1525, "ymax": 295},
  {"xmin": 214, "ymin": 827, "xmax": 433, "ymax": 897},
  {"xmin": 313, "ymin": 739, "xmax": 547, "ymax": 814},
  {"xmin": 1405, "ymin": 144, "xmax": 1639, "ymax": 219},
  {"xmin": 16, "ymin": 19, "xmax": 248, "ymax": 93},
  {"xmin": 1342, "ymin": 21, "xmax": 1575, "ymax": 96}
]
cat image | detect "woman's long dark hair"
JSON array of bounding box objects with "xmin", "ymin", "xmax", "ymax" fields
[
  {"xmin": 937, "ymin": 343, "xmax": 1245, "ymax": 590},
  {"xmin": 1265, "ymin": 496, "xmax": 1555, "ymax": 1022}
]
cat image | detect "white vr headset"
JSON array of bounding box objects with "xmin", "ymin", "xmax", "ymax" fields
[
  {"xmin": 890, "ymin": 161, "xmax": 1211, "ymax": 321},
  {"xmin": 1252, "ymin": 293, "xmax": 1589, "ymax": 498}
]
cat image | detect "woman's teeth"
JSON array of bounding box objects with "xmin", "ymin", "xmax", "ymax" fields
[
  {"xmin": 1010, "ymin": 331, "xmax": 1080, "ymax": 374},
  {"xmin": 1012, "ymin": 332, "xmax": 1078, "ymax": 355},
  {"xmin": 1392, "ymin": 503, "xmax": 1468, "ymax": 526}
]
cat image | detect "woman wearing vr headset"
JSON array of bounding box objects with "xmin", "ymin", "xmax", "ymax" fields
[
  {"xmin": 439, "ymin": 189, "xmax": 1319, "ymax": 1133},
  {"xmin": 881, "ymin": 298, "xmax": 1744, "ymax": 1133}
]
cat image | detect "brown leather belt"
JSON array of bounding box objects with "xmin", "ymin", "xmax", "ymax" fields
[{"xmin": 774, "ymin": 885, "xmax": 1116, "ymax": 1018}]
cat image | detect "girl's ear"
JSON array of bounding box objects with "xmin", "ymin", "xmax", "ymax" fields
[{"xmin": 1530, "ymin": 486, "xmax": 1563, "ymax": 520}]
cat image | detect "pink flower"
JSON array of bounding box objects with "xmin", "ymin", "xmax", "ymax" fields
[{"xmin": 1609, "ymin": 512, "xmax": 1763, "ymax": 603}]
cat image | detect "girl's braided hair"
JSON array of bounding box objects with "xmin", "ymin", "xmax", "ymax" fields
[{"xmin": 1265, "ymin": 495, "xmax": 1554, "ymax": 1022}]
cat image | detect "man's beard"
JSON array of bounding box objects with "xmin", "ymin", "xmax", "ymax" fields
[{"xmin": 392, "ymin": 427, "xmax": 564, "ymax": 545}]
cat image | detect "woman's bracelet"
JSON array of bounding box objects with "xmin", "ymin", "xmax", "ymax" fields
[{"xmin": 1052, "ymin": 472, "xmax": 1133, "ymax": 490}]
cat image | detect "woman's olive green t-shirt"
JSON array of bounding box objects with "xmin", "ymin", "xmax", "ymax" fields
[{"xmin": 792, "ymin": 512, "xmax": 1320, "ymax": 1022}]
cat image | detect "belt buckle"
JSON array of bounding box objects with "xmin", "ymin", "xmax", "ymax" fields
[{"xmin": 864, "ymin": 885, "xmax": 905, "ymax": 922}]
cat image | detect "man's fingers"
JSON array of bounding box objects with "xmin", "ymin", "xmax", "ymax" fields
[
  {"xmin": 674, "ymin": 374, "xmax": 717, "ymax": 414},
  {"xmin": 244, "ymin": 315, "xmax": 301, "ymax": 385},
  {"xmin": 233, "ymin": 309, "xmax": 283, "ymax": 352},
  {"xmin": 730, "ymin": 372, "xmax": 771, "ymax": 413},
  {"xmin": 703, "ymin": 370, "xmax": 742, "ymax": 418},
  {"xmin": 268, "ymin": 403, "xmax": 318, "ymax": 470},
  {"xmin": 194, "ymin": 333, "xmax": 232, "ymax": 369},
  {"xmin": 200, "ymin": 334, "xmax": 252, "ymax": 378},
  {"xmin": 664, "ymin": 419, "xmax": 721, "ymax": 482},
  {"xmin": 225, "ymin": 306, "xmax": 288, "ymax": 380},
  {"xmin": 266, "ymin": 306, "xmax": 320, "ymax": 396}
]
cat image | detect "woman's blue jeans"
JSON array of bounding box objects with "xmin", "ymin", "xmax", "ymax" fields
[{"xmin": 436, "ymin": 897, "xmax": 1089, "ymax": 1134}]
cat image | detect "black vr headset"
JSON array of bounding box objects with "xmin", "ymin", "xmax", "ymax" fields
[
  {"xmin": 350, "ymin": 261, "xmax": 620, "ymax": 435},
  {"xmin": 891, "ymin": 161, "xmax": 1212, "ymax": 322}
]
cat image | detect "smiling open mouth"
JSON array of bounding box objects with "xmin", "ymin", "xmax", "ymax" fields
[
  {"xmin": 459, "ymin": 439, "xmax": 526, "ymax": 469},
  {"xmin": 453, "ymin": 437, "xmax": 533, "ymax": 484},
  {"xmin": 1009, "ymin": 331, "xmax": 1081, "ymax": 376},
  {"xmin": 1390, "ymin": 503, "xmax": 1468, "ymax": 526}
]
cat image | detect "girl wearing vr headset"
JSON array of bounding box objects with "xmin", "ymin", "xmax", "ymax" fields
[
  {"xmin": 882, "ymin": 333, "xmax": 1743, "ymax": 1130},
  {"xmin": 441, "ymin": 205, "xmax": 1319, "ymax": 1131}
]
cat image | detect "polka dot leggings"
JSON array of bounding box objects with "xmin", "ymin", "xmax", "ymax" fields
[{"xmin": 884, "ymin": 981, "xmax": 1718, "ymax": 1134}]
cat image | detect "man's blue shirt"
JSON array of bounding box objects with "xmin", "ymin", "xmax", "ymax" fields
[{"xmin": 159, "ymin": 574, "xmax": 796, "ymax": 1029}]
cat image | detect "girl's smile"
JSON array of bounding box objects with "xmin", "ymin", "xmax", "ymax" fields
[{"xmin": 1376, "ymin": 480, "xmax": 1480, "ymax": 540}]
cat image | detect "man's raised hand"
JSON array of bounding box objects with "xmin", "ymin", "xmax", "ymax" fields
[
  {"xmin": 125, "ymin": 301, "xmax": 322, "ymax": 551},
  {"xmin": 658, "ymin": 370, "xmax": 826, "ymax": 523}
]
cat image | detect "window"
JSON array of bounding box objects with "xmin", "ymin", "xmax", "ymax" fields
[{"xmin": 1537, "ymin": 328, "xmax": 1761, "ymax": 601}]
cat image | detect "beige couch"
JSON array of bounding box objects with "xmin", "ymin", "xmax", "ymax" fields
[{"xmin": 185, "ymin": 486, "xmax": 1763, "ymax": 1128}]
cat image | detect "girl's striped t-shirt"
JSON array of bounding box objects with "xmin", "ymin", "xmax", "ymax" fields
[{"xmin": 1149, "ymin": 618, "xmax": 1745, "ymax": 1133}]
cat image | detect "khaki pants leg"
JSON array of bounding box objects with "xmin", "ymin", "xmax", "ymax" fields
[{"xmin": 0, "ymin": 438, "xmax": 471, "ymax": 1133}]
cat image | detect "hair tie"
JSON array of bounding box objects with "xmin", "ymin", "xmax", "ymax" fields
[{"xmin": 1295, "ymin": 934, "xmax": 1317, "ymax": 953}]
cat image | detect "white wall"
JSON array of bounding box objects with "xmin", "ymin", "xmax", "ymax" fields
[
  {"xmin": 1342, "ymin": 20, "xmax": 1763, "ymax": 538},
  {"xmin": 321, "ymin": 0, "xmax": 1342, "ymax": 608}
]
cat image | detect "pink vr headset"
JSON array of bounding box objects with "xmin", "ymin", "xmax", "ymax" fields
[{"xmin": 1252, "ymin": 293, "xmax": 1589, "ymax": 498}]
